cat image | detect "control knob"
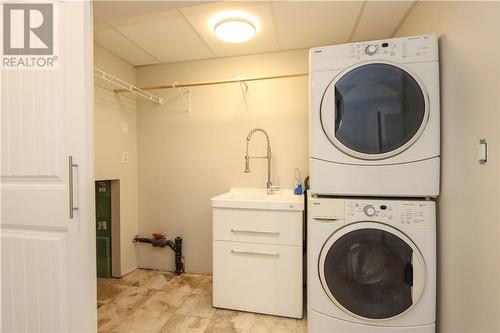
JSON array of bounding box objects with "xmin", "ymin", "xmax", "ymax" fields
[
  {"xmin": 365, "ymin": 45, "xmax": 378, "ymax": 55},
  {"xmin": 364, "ymin": 205, "xmax": 376, "ymax": 217}
]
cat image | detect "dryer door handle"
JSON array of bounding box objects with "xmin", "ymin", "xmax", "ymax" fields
[
  {"xmin": 404, "ymin": 262, "xmax": 414, "ymax": 287},
  {"xmin": 320, "ymin": 82, "xmax": 337, "ymax": 142},
  {"xmin": 334, "ymin": 90, "xmax": 343, "ymax": 132}
]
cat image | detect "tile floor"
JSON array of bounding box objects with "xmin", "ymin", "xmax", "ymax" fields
[{"xmin": 98, "ymin": 269, "xmax": 307, "ymax": 333}]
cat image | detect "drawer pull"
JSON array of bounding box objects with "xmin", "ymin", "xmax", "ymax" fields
[
  {"xmin": 312, "ymin": 218, "xmax": 339, "ymax": 222},
  {"xmin": 231, "ymin": 249, "xmax": 279, "ymax": 257},
  {"xmin": 230, "ymin": 228, "xmax": 280, "ymax": 235}
]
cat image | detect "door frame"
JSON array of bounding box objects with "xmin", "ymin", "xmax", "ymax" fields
[{"xmin": 69, "ymin": 1, "xmax": 97, "ymax": 330}]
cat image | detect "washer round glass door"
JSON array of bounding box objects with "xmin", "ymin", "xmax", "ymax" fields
[
  {"xmin": 318, "ymin": 222, "xmax": 426, "ymax": 320},
  {"xmin": 320, "ymin": 62, "xmax": 428, "ymax": 160}
]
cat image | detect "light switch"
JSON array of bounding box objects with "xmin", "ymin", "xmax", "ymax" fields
[
  {"xmin": 122, "ymin": 152, "xmax": 129, "ymax": 164},
  {"xmin": 478, "ymin": 139, "xmax": 487, "ymax": 165}
]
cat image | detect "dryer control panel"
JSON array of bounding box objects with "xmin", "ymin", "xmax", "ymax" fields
[
  {"xmin": 310, "ymin": 34, "xmax": 438, "ymax": 71},
  {"xmin": 345, "ymin": 199, "xmax": 436, "ymax": 229}
]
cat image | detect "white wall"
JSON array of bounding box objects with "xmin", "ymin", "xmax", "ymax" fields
[
  {"xmin": 94, "ymin": 44, "xmax": 138, "ymax": 275},
  {"xmin": 396, "ymin": 2, "xmax": 500, "ymax": 332},
  {"xmin": 135, "ymin": 50, "xmax": 309, "ymax": 273}
]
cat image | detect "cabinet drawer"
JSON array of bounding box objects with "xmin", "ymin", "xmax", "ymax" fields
[
  {"xmin": 212, "ymin": 241, "xmax": 302, "ymax": 318},
  {"xmin": 212, "ymin": 208, "xmax": 302, "ymax": 246}
]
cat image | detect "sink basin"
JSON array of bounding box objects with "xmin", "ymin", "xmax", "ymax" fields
[{"xmin": 211, "ymin": 188, "xmax": 304, "ymax": 211}]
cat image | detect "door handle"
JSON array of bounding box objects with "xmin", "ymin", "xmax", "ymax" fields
[
  {"xmin": 231, "ymin": 249, "xmax": 279, "ymax": 257},
  {"xmin": 334, "ymin": 90, "xmax": 343, "ymax": 131},
  {"xmin": 230, "ymin": 228, "xmax": 280, "ymax": 235},
  {"xmin": 404, "ymin": 262, "xmax": 413, "ymax": 287},
  {"xmin": 69, "ymin": 156, "xmax": 79, "ymax": 219}
]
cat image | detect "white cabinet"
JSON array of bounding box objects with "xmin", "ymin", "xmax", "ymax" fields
[
  {"xmin": 212, "ymin": 192, "xmax": 304, "ymax": 319},
  {"xmin": 213, "ymin": 208, "xmax": 302, "ymax": 246}
]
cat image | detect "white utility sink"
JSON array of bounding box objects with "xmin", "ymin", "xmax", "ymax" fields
[
  {"xmin": 211, "ymin": 187, "xmax": 304, "ymax": 317},
  {"xmin": 211, "ymin": 188, "xmax": 304, "ymax": 211}
]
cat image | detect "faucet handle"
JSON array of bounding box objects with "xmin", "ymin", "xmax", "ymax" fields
[
  {"xmin": 267, "ymin": 185, "xmax": 280, "ymax": 195},
  {"xmin": 268, "ymin": 177, "xmax": 280, "ymax": 194}
]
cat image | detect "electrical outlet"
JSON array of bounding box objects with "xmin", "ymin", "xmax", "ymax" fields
[{"xmin": 122, "ymin": 152, "xmax": 129, "ymax": 164}]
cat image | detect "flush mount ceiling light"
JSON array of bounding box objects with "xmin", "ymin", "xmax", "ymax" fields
[
  {"xmin": 214, "ymin": 18, "xmax": 255, "ymax": 43},
  {"xmin": 211, "ymin": 11, "xmax": 259, "ymax": 43}
]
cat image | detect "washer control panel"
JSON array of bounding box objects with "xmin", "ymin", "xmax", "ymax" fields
[
  {"xmin": 345, "ymin": 199, "xmax": 435, "ymax": 228},
  {"xmin": 363, "ymin": 205, "xmax": 376, "ymax": 216}
]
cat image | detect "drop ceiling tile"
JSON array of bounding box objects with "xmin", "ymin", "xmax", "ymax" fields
[
  {"xmin": 351, "ymin": 1, "xmax": 415, "ymax": 42},
  {"xmin": 271, "ymin": 1, "xmax": 364, "ymax": 50},
  {"xmin": 108, "ymin": 10, "xmax": 215, "ymax": 63},
  {"xmin": 180, "ymin": 2, "xmax": 280, "ymax": 57},
  {"xmin": 93, "ymin": 1, "xmax": 211, "ymax": 23},
  {"xmin": 94, "ymin": 23, "xmax": 159, "ymax": 66}
]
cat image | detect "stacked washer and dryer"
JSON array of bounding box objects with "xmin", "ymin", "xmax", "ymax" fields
[{"xmin": 307, "ymin": 35, "xmax": 439, "ymax": 333}]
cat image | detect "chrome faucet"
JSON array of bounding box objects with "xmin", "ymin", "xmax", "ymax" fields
[{"xmin": 244, "ymin": 128, "xmax": 280, "ymax": 194}]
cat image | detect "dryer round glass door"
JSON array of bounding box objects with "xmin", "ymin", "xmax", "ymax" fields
[
  {"xmin": 318, "ymin": 222, "xmax": 426, "ymax": 320},
  {"xmin": 320, "ymin": 62, "xmax": 428, "ymax": 160}
]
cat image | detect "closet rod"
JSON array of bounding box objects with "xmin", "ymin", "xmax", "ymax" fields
[{"xmin": 117, "ymin": 72, "xmax": 308, "ymax": 92}]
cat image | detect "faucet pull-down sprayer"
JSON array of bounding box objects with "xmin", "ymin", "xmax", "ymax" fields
[{"xmin": 244, "ymin": 128, "xmax": 280, "ymax": 195}]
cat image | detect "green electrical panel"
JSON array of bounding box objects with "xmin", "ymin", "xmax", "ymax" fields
[{"xmin": 96, "ymin": 181, "xmax": 112, "ymax": 278}]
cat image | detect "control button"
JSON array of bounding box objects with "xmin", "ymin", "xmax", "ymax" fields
[
  {"xmin": 382, "ymin": 42, "xmax": 389, "ymax": 48},
  {"xmin": 380, "ymin": 205, "xmax": 387, "ymax": 210},
  {"xmin": 365, "ymin": 45, "xmax": 378, "ymax": 55},
  {"xmin": 364, "ymin": 205, "xmax": 376, "ymax": 217}
]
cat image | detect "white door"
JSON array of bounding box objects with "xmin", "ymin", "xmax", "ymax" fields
[{"xmin": 1, "ymin": 1, "xmax": 96, "ymax": 332}]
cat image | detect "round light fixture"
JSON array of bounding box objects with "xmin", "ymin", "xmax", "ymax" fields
[{"xmin": 214, "ymin": 18, "xmax": 256, "ymax": 43}]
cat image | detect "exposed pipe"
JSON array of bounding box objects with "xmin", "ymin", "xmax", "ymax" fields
[{"xmin": 133, "ymin": 234, "xmax": 184, "ymax": 275}]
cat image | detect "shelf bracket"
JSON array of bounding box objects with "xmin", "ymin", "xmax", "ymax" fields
[
  {"xmin": 173, "ymin": 82, "xmax": 191, "ymax": 116},
  {"xmin": 238, "ymin": 76, "xmax": 249, "ymax": 112}
]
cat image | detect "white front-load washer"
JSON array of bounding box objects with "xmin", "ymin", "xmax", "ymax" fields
[
  {"xmin": 307, "ymin": 194, "xmax": 436, "ymax": 333},
  {"xmin": 309, "ymin": 35, "xmax": 440, "ymax": 197}
]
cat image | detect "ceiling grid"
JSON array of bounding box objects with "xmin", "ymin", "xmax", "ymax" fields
[
  {"xmin": 390, "ymin": 1, "xmax": 418, "ymax": 37},
  {"xmin": 177, "ymin": 9, "xmax": 218, "ymax": 57},
  {"xmin": 348, "ymin": 0, "xmax": 368, "ymax": 42},
  {"xmin": 93, "ymin": 1, "xmax": 416, "ymax": 67}
]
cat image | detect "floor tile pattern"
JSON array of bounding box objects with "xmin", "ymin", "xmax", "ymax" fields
[{"xmin": 97, "ymin": 269, "xmax": 307, "ymax": 333}]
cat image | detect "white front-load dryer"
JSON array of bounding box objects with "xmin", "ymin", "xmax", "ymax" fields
[
  {"xmin": 307, "ymin": 194, "xmax": 436, "ymax": 333},
  {"xmin": 309, "ymin": 35, "xmax": 440, "ymax": 197}
]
